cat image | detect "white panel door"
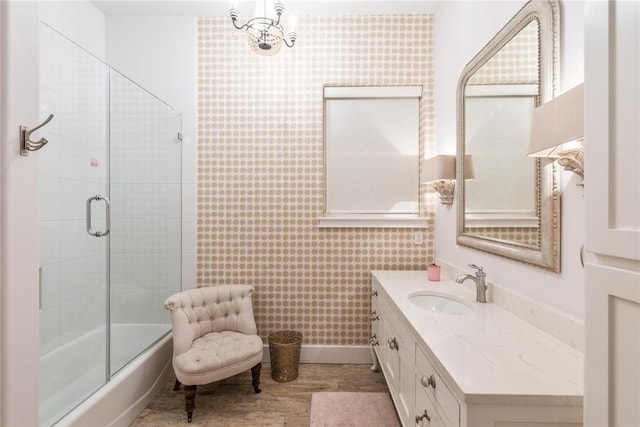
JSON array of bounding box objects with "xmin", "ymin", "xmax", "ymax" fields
[
  {"xmin": 584, "ymin": 1, "xmax": 640, "ymax": 426},
  {"xmin": 584, "ymin": 0, "xmax": 640, "ymax": 261},
  {"xmin": 585, "ymin": 264, "xmax": 640, "ymax": 426}
]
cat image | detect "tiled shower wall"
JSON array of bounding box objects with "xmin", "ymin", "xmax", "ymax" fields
[
  {"xmin": 39, "ymin": 24, "xmax": 109, "ymax": 354},
  {"xmin": 109, "ymin": 72, "xmax": 183, "ymax": 325},
  {"xmin": 39, "ymin": 23, "xmax": 183, "ymax": 357},
  {"xmin": 197, "ymin": 15, "xmax": 435, "ymax": 346}
]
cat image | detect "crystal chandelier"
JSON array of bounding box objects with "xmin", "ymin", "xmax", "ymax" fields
[{"xmin": 229, "ymin": 0, "xmax": 297, "ymax": 56}]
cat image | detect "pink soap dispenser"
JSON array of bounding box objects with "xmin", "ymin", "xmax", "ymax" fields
[{"xmin": 428, "ymin": 263, "xmax": 441, "ymax": 282}]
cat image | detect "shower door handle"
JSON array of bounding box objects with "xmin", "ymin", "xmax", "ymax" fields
[{"xmin": 86, "ymin": 195, "xmax": 111, "ymax": 237}]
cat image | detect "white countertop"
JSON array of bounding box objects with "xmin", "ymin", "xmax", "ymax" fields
[{"xmin": 372, "ymin": 270, "xmax": 583, "ymax": 406}]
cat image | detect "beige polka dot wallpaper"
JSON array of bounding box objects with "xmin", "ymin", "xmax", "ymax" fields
[
  {"xmin": 197, "ymin": 15, "xmax": 435, "ymax": 346},
  {"xmin": 464, "ymin": 227, "xmax": 540, "ymax": 249},
  {"xmin": 468, "ymin": 18, "xmax": 539, "ymax": 86}
]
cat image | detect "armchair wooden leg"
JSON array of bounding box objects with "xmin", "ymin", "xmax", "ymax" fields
[
  {"xmin": 173, "ymin": 379, "xmax": 181, "ymax": 391},
  {"xmin": 184, "ymin": 384, "xmax": 197, "ymax": 423},
  {"xmin": 251, "ymin": 362, "xmax": 262, "ymax": 394}
]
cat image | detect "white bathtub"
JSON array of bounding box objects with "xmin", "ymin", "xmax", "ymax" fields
[{"xmin": 40, "ymin": 323, "xmax": 174, "ymax": 427}]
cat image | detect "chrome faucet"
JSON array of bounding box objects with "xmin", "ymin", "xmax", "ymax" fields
[{"xmin": 456, "ymin": 264, "xmax": 487, "ymax": 303}]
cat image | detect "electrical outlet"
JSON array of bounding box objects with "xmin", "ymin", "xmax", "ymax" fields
[{"xmin": 413, "ymin": 231, "xmax": 424, "ymax": 245}]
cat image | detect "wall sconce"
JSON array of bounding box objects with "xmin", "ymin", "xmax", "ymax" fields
[
  {"xmin": 528, "ymin": 83, "xmax": 584, "ymax": 187},
  {"xmin": 423, "ymin": 154, "xmax": 475, "ymax": 205}
]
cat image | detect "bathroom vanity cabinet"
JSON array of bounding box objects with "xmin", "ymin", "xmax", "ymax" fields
[
  {"xmin": 371, "ymin": 288, "xmax": 415, "ymax": 424},
  {"xmin": 370, "ymin": 270, "xmax": 583, "ymax": 427}
]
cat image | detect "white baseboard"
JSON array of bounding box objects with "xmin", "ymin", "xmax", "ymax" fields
[{"xmin": 262, "ymin": 345, "xmax": 374, "ymax": 365}]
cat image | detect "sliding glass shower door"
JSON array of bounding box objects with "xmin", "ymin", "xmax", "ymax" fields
[
  {"xmin": 38, "ymin": 23, "xmax": 110, "ymax": 427},
  {"xmin": 38, "ymin": 23, "xmax": 182, "ymax": 426},
  {"xmin": 109, "ymin": 70, "xmax": 182, "ymax": 374}
]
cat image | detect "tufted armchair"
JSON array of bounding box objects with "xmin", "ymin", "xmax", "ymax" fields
[{"xmin": 164, "ymin": 285, "xmax": 263, "ymax": 422}]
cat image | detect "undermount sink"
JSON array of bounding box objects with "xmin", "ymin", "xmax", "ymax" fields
[{"xmin": 409, "ymin": 293, "xmax": 473, "ymax": 315}]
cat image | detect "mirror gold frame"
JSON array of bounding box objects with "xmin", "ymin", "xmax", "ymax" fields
[{"xmin": 456, "ymin": 0, "xmax": 561, "ymax": 272}]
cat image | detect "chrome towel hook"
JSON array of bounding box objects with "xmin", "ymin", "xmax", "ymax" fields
[{"xmin": 20, "ymin": 114, "xmax": 54, "ymax": 156}]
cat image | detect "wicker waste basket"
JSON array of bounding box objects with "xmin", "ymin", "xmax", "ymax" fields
[{"xmin": 268, "ymin": 330, "xmax": 302, "ymax": 382}]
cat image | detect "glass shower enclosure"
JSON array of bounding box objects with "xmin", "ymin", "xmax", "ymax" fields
[{"xmin": 38, "ymin": 23, "xmax": 182, "ymax": 426}]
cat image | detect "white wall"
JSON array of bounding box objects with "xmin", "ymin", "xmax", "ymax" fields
[
  {"xmin": 105, "ymin": 16, "xmax": 198, "ymax": 290},
  {"xmin": 1, "ymin": 1, "xmax": 107, "ymax": 422},
  {"xmin": 434, "ymin": 0, "xmax": 586, "ymax": 320},
  {"xmin": 1, "ymin": 3, "xmax": 40, "ymax": 425},
  {"xmin": 39, "ymin": 1, "xmax": 106, "ymax": 60}
]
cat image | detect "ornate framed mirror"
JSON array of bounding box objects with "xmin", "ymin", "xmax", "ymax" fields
[{"xmin": 456, "ymin": 0, "xmax": 560, "ymax": 272}]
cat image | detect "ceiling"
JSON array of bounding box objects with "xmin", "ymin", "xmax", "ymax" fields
[{"xmin": 92, "ymin": 0, "xmax": 442, "ymax": 17}]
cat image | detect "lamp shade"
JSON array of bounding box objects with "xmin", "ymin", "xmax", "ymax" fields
[
  {"xmin": 463, "ymin": 154, "xmax": 475, "ymax": 180},
  {"xmin": 422, "ymin": 154, "xmax": 475, "ymax": 182},
  {"xmin": 422, "ymin": 155, "xmax": 456, "ymax": 182},
  {"xmin": 528, "ymin": 83, "xmax": 584, "ymax": 157}
]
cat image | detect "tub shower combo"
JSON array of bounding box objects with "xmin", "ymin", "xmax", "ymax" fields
[{"xmin": 38, "ymin": 24, "xmax": 182, "ymax": 426}]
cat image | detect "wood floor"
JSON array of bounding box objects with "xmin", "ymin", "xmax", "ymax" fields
[{"xmin": 131, "ymin": 363, "xmax": 393, "ymax": 426}]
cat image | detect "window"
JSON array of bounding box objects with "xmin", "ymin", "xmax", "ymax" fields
[{"xmin": 320, "ymin": 86, "xmax": 424, "ymax": 228}]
